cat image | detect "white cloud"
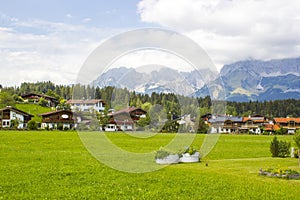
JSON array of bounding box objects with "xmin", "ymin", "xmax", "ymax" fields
[
  {"xmin": 109, "ymin": 49, "xmax": 195, "ymax": 72},
  {"xmin": 0, "ymin": 17, "xmax": 123, "ymax": 86},
  {"xmin": 83, "ymin": 18, "xmax": 92, "ymax": 23},
  {"xmin": 138, "ymin": 0, "xmax": 300, "ymax": 69}
]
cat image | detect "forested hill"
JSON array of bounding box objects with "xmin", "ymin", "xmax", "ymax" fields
[{"xmin": 0, "ymin": 81, "xmax": 299, "ymax": 118}]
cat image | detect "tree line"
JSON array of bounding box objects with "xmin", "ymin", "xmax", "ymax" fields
[{"xmin": 0, "ymin": 81, "xmax": 299, "ymax": 118}]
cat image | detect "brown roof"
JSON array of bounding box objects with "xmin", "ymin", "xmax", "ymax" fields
[
  {"xmin": 21, "ymin": 93, "xmax": 58, "ymax": 101},
  {"xmin": 108, "ymin": 107, "xmax": 146, "ymax": 116},
  {"xmin": 274, "ymin": 118, "xmax": 300, "ymax": 123},
  {"xmin": 0, "ymin": 106, "xmax": 33, "ymax": 117},
  {"xmin": 38, "ymin": 110, "xmax": 73, "ymax": 116},
  {"xmin": 67, "ymin": 99, "xmax": 105, "ymax": 104}
]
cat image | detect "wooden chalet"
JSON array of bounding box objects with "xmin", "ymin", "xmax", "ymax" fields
[
  {"xmin": 273, "ymin": 117, "xmax": 300, "ymax": 134},
  {"xmin": 0, "ymin": 106, "xmax": 33, "ymax": 129},
  {"xmin": 21, "ymin": 93, "xmax": 59, "ymax": 107},
  {"xmin": 208, "ymin": 116, "xmax": 244, "ymax": 133},
  {"xmin": 240, "ymin": 115, "xmax": 267, "ymax": 134},
  {"xmin": 39, "ymin": 110, "xmax": 75, "ymax": 130},
  {"xmin": 106, "ymin": 107, "xmax": 147, "ymax": 131}
]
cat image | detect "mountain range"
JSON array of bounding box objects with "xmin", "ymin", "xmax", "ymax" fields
[{"xmin": 92, "ymin": 58, "xmax": 300, "ymax": 101}]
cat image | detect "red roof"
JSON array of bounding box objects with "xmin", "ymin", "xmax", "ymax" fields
[
  {"xmin": 274, "ymin": 118, "xmax": 300, "ymax": 123},
  {"xmin": 263, "ymin": 124, "xmax": 280, "ymax": 131}
]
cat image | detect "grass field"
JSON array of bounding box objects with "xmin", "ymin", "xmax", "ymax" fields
[
  {"xmin": 0, "ymin": 131, "xmax": 299, "ymax": 199},
  {"xmin": 15, "ymin": 104, "xmax": 52, "ymax": 122}
]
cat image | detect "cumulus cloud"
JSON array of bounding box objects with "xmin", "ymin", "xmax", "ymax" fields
[{"xmin": 137, "ymin": 0, "xmax": 300, "ymax": 68}]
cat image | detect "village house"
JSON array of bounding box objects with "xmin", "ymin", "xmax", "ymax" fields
[
  {"xmin": 240, "ymin": 115, "xmax": 267, "ymax": 134},
  {"xmin": 273, "ymin": 117, "xmax": 300, "ymax": 134},
  {"xmin": 177, "ymin": 114, "xmax": 196, "ymax": 133},
  {"xmin": 21, "ymin": 93, "xmax": 59, "ymax": 107},
  {"xmin": 106, "ymin": 107, "xmax": 147, "ymax": 131},
  {"xmin": 208, "ymin": 116, "xmax": 243, "ymax": 133},
  {"xmin": 38, "ymin": 110, "xmax": 75, "ymax": 130},
  {"xmin": 0, "ymin": 106, "xmax": 33, "ymax": 129},
  {"xmin": 67, "ymin": 99, "xmax": 105, "ymax": 113}
]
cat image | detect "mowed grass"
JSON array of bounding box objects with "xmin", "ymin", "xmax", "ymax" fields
[
  {"xmin": 15, "ymin": 104, "xmax": 52, "ymax": 122},
  {"xmin": 0, "ymin": 131, "xmax": 299, "ymax": 199}
]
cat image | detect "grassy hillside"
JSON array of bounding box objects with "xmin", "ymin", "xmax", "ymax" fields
[
  {"xmin": 15, "ymin": 103, "xmax": 52, "ymax": 122},
  {"xmin": 0, "ymin": 131, "xmax": 299, "ymax": 199}
]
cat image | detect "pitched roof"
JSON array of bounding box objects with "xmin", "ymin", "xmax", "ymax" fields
[
  {"xmin": 209, "ymin": 116, "xmax": 243, "ymax": 123},
  {"xmin": 66, "ymin": 99, "xmax": 105, "ymax": 104},
  {"xmin": 0, "ymin": 106, "xmax": 33, "ymax": 117},
  {"xmin": 109, "ymin": 107, "xmax": 146, "ymax": 116},
  {"xmin": 243, "ymin": 117, "xmax": 265, "ymax": 123},
  {"xmin": 21, "ymin": 93, "xmax": 58, "ymax": 101},
  {"xmin": 38, "ymin": 110, "xmax": 73, "ymax": 116},
  {"xmin": 274, "ymin": 118, "xmax": 300, "ymax": 123}
]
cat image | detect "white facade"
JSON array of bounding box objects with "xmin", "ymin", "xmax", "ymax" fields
[
  {"xmin": 0, "ymin": 107, "xmax": 31, "ymax": 129},
  {"xmin": 105, "ymin": 124, "xmax": 117, "ymax": 132},
  {"xmin": 1, "ymin": 111, "xmax": 26, "ymax": 128},
  {"xmin": 68, "ymin": 99, "xmax": 105, "ymax": 112}
]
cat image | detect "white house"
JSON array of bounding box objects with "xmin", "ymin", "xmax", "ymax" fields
[
  {"xmin": 0, "ymin": 106, "xmax": 33, "ymax": 129},
  {"xmin": 67, "ymin": 99, "xmax": 105, "ymax": 112}
]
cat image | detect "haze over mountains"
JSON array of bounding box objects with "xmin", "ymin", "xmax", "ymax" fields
[{"xmin": 92, "ymin": 58, "xmax": 300, "ymax": 101}]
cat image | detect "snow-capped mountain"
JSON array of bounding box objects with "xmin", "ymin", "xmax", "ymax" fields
[
  {"xmin": 196, "ymin": 57, "xmax": 300, "ymax": 101},
  {"xmin": 92, "ymin": 65, "xmax": 218, "ymax": 96},
  {"xmin": 92, "ymin": 58, "xmax": 300, "ymax": 101}
]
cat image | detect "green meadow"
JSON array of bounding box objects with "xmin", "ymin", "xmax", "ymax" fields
[{"xmin": 0, "ymin": 131, "xmax": 299, "ymax": 199}]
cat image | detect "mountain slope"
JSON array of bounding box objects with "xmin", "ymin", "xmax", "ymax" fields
[
  {"xmin": 197, "ymin": 57, "xmax": 300, "ymax": 101},
  {"xmin": 92, "ymin": 58, "xmax": 300, "ymax": 101},
  {"xmin": 92, "ymin": 66, "xmax": 218, "ymax": 96}
]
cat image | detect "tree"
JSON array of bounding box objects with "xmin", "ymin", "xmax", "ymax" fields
[
  {"xmin": 294, "ymin": 131, "xmax": 300, "ymax": 166},
  {"xmin": 270, "ymin": 136, "xmax": 279, "ymax": 157},
  {"xmin": 197, "ymin": 118, "xmax": 209, "ymax": 134},
  {"xmin": 270, "ymin": 136, "xmax": 290, "ymax": 158},
  {"xmin": 0, "ymin": 92, "xmax": 15, "ymax": 106},
  {"xmin": 38, "ymin": 97, "xmax": 48, "ymax": 107}
]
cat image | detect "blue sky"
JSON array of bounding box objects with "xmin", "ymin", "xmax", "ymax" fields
[
  {"xmin": 1, "ymin": 0, "xmax": 300, "ymax": 86},
  {"xmin": 1, "ymin": 0, "xmax": 144, "ymax": 28}
]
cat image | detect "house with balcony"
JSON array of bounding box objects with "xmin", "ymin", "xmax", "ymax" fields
[
  {"xmin": 240, "ymin": 115, "xmax": 267, "ymax": 134},
  {"xmin": 106, "ymin": 107, "xmax": 147, "ymax": 131},
  {"xmin": 273, "ymin": 117, "xmax": 300, "ymax": 134},
  {"xmin": 38, "ymin": 110, "xmax": 75, "ymax": 130},
  {"xmin": 0, "ymin": 106, "xmax": 33, "ymax": 129},
  {"xmin": 67, "ymin": 99, "xmax": 105, "ymax": 112},
  {"xmin": 208, "ymin": 116, "xmax": 243, "ymax": 133},
  {"xmin": 21, "ymin": 93, "xmax": 59, "ymax": 107}
]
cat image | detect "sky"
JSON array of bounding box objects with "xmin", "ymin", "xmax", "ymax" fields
[{"xmin": 1, "ymin": 0, "xmax": 300, "ymax": 86}]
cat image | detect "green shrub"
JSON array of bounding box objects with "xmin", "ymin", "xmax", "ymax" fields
[
  {"xmin": 28, "ymin": 120, "xmax": 38, "ymax": 130},
  {"xmin": 270, "ymin": 136, "xmax": 290, "ymax": 157},
  {"xmin": 294, "ymin": 148, "xmax": 299, "ymax": 158},
  {"xmin": 278, "ymin": 140, "xmax": 291, "ymax": 157}
]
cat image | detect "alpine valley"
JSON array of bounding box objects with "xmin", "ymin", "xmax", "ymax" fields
[{"xmin": 92, "ymin": 58, "xmax": 300, "ymax": 102}]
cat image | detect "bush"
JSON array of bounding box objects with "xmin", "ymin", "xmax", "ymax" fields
[
  {"xmin": 57, "ymin": 123, "xmax": 64, "ymax": 130},
  {"xmin": 278, "ymin": 140, "xmax": 291, "ymax": 157},
  {"xmin": 294, "ymin": 148, "xmax": 299, "ymax": 158},
  {"xmin": 28, "ymin": 120, "xmax": 38, "ymax": 130},
  {"xmin": 270, "ymin": 136, "xmax": 290, "ymax": 157}
]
